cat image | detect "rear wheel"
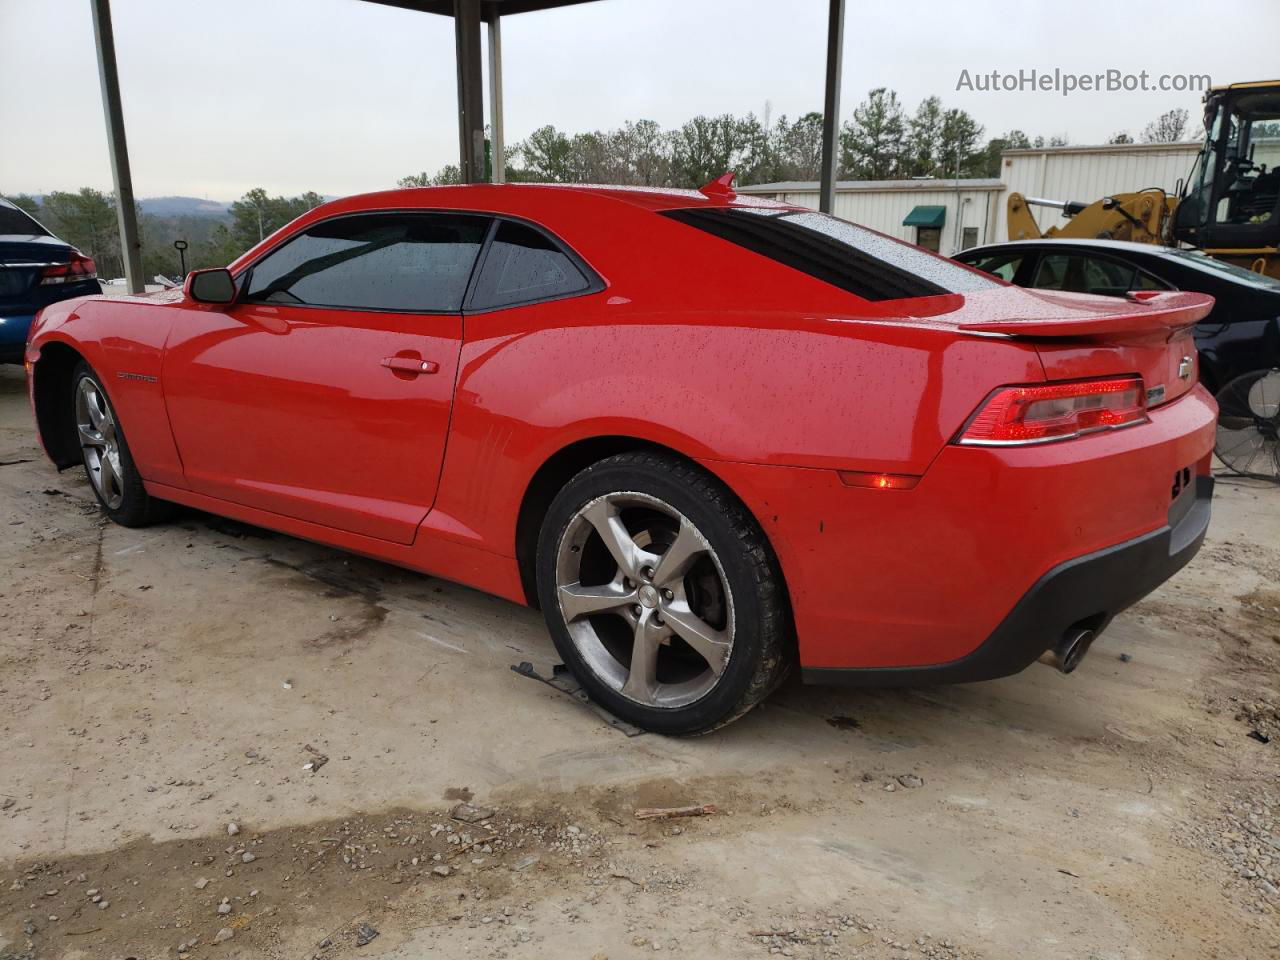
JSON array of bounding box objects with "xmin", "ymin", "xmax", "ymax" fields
[
  {"xmin": 536, "ymin": 452, "xmax": 791, "ymax": 735},
  {"xmin": 1215, "ymin": 369, "xmax": 1280, "ymax": 483},
  {"xmin": 72, "ymin": 362, "xmax": 174, "ymax": 526}
]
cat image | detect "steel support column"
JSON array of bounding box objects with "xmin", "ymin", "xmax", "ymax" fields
[
  {"xmin": 90, "ymin": 0, "xmax": 143, "ymax": 293},
  {"xmin": 453, "ymin": 0, "xmax": 485, "ymax": 183},
  {"xmin": 818, "ymin": 0, "xmax": 845, "ymax": 214},
  {"xmin": 487, "ymin": 13, "xmax": 505, "ymax": 184}
]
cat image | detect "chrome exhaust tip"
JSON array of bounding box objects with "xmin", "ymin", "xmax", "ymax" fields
[{"xmin": 1038, "ymin": 628, "xmax": 1097, "ymax": 674}]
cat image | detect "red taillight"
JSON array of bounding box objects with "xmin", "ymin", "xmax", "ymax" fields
[
  {"xmin": 957, "ymin": 376, "xmax": 1147, "ymax": 446},
  {"xmin": 38, "ymin": 252, "xmax": 97, "ymax": 286}
]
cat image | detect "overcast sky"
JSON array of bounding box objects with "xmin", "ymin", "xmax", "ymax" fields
[{"xmin": 2, "ymin": 0, "xmax": 1277, "ymax": 200}]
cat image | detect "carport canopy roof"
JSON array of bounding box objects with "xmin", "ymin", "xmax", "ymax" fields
[
  {"xmin": 362, "ymin": 0, "xmax": 603, "ymax": 16},
  {"xmin": 89, "ymin": 0, "xmax": 848, "ymax": 294}
]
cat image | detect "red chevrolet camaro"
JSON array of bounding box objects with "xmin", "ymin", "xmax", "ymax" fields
[{"xmin": 25, "ymin": 182, "xmax": 1217, "ymax": 733}]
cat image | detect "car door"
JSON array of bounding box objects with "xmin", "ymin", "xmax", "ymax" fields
[{"xmin": 162, "ymin": 211, "xmax": 491, "ymax": 544}]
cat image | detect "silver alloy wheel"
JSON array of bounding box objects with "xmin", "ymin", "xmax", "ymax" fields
[
  {"xmin": 554, "ymin": 491, "xmax": 735, "ymax": 709},
  {"xmin": 75, "ymin": 377, "xmax": 125, "ymax": 509}
]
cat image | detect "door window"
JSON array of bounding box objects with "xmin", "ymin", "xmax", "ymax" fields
[
  {"xmin": 468, "ymin": 220, "xmax": 595, "ymax": 310},
  {"xmin": 966, "ymin": 251, "xmax": 1023, "ymax": 282},
  {"xmin": 1034, "ymin": 253, "xmax": 1141, "ymax": 297},
  {"xmin": 243, "ymin": 213, "xmax": 490, "ymax": 312}
]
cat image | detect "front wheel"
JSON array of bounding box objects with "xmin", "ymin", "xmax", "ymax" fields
[
  {"xmin": 72, "ymin": 361, "xmax": 174, "ymax": 526},
  {"xmin": 536, "ymin": 452, "xmax": 792, "ymax": 735}
]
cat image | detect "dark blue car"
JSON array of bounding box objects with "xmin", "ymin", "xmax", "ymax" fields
[{"xmin": 0, "ymin": 197, "xmax": 103, "ymax": 364}]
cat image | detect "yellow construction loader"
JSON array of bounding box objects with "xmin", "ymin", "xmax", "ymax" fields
[{"xmin": 1007, "ymin": 80, "xmax": 1280, "ymax": 279}]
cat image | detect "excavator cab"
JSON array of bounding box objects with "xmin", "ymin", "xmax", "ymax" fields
[{"xmin": 1175, "ymin": 82, "xmax": 1280, "ymax": 276}]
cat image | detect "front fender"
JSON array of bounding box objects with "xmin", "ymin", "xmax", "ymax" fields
[{"xmin": 27, "ymin": 295, "xmax": 187, "ymax": 487}]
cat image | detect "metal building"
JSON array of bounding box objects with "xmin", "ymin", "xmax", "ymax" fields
[
  {"xmin": 736, "ymin": 178, "xmax": 1005, "ymax": 257},
  {"xmin": 996, "ymin": 141, "xmax": 1200, "ymax": 240},
  {"xmin": 738, "ymin": 140, "xmax": 1202, "ymax": 258}
]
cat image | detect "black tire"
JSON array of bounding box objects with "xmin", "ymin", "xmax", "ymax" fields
[
  {"xmin": 71, "ymin": 361, "xmax": 175, "ymax": 526},
  {"xmin": 535, "ymin": 451, "xmax": 792, "ymax": 735}
]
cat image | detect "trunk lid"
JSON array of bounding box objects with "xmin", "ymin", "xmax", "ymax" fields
[
  {"xmin": 0, "ymin": 235, "xmax": 74, "ymax": 309},
  {"xmin": 942, "ymin": 288, "xmax": 1213, "ymax": 408}
]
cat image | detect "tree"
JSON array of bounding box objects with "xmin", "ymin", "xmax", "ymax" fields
[
  {"xmin": 975, "ymin": 129, "xmax": 1031, "ymax": 177},
  {"xmin": 840, "ymin": 88, "xmax": 906, "ymax": 179},
  {"xmin": 610, "ymin": 119, "xmax": 672, "ymax": 186},
  {"xmin": 8, "ymin": 193, "xmax": 42, "ymax": 219},
  {"xmin": 516, "ymin": 125, "xmax": 575, "ymax": 182},
  {"xmin": 905, "ymin": 96, "xmax": 945, "ymax": 177},
  {"xmin": 398, "ymin": 166, "xmax": 461, "ymax": 187},
  {"xmin": 731, "ymin": 113, "xmax": 774, "ymax": 185},
  {"xmin": 669, "ymin": 115, "xmax": 754, "ymax": 188},
  {"xmin": 772, "ymin": 112, "xmax": 825, "ymax": 181},
  {"xmin": 41, "ymin": 188, "xmax": 123, "ymax": 277},
  {"xmin": 938, "ymin": 107, "xmax": 986, "ymax": 177},
  {"xmin": 225, "ymin": 188, "xmax": 323, "ymax": 252},
  {"xmin": 1142, "ymin": 108, "xmax": 1189, "ymax": 143},
  {"xmin": 1109, "ymin": 131, "xmax": 1134, "ymax": 144}
]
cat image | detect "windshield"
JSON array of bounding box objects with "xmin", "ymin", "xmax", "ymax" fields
[
  {"xmin": 1195, "ymin": 90, "xmax": 1280, "ymax": 231},
  {"xmin": 1166, "ymin": 246, "xmax": 1280, "ymax": 290}
]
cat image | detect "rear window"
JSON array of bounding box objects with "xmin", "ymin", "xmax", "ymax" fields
[
  {"xmin": 468, "ymin": 220, "xmax": 594, "ymax": 310},
  {"xmin": 0, "ymin": 203, "xmax": 49, "ymax": 237},
  {"xmin": 661, "ymin": 207, "xmax": 999, "ymax": 301}
]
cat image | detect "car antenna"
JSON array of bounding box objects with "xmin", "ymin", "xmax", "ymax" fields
[{"xmin": 698, "ymin": 171, "xmax": 737, "ymax": 200}]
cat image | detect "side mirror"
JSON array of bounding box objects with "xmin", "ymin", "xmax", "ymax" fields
[{"xmin": 185, "ymin": 268, "xmax": 236, "ymax": 305}]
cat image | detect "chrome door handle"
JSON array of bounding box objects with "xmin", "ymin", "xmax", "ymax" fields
[{"xmin": 381, "ymin": 357, "xmax": 439, "ymax": 374}]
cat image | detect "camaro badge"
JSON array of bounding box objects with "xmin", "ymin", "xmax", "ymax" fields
[
  {"xmin": 1178, "ymin": 356, "xmax": 1194, "ymax": 380},
  {"xmin": 116, "ymin": 371, "xmax": 158, "ymax": 383}
]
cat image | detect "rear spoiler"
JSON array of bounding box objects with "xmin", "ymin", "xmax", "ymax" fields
[{"xmin": 957, "ymin": 291, "xmax": 1214, "ymax": 339}]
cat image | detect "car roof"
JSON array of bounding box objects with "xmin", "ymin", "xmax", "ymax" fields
[
  {"xmin": 314, "ymin": 182, "xmax": 799, "ymax": 216},
  {"xmin": 958, "ymin": 237, "xmax": 1178, "ymax": 258}
]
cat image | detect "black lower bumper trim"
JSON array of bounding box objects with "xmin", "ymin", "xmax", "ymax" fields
[{"xmin": 803, "ymin": 475, "xmax": 1214, "ymax": 687}]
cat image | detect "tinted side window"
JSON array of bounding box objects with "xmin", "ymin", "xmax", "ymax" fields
[
  {"xmin": 244, "ymin": 213, "xmax": 489, "ymax": 312},
  {"xmin": 1132, "ymin": 270, "xmax": 1171, "ymax": 291},
  {"xmin": 661, "ymin": 207, "xmax": 998, "ymax": 302},
  {"xmin": 1034, "ymin": 253, "xmax": 1137, "ymax": 297},
  {"xmin": 469, "ymin": 220, "xmax": 592, "ymax": 309},
  {"xmin": 968, "ymin": 252, "xmax": 1023, "ymax": 282},
  {"xmin": 0, "ymin": 203, "xmax": 49, "ymax": 236}
]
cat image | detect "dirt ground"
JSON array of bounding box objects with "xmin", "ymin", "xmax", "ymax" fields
[{"xmin": 1, "ymin": 362, "xmax": 1277, "ymax": 960}]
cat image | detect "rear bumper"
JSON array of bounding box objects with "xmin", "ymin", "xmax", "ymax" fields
[
  {"xmin": 0, "ymin": 313, "xmax": 34, "ymax": 362},
  {"xmin": 700, "ymin": 384, "xmax": 1218, "ymax": 675},
  {"xmin": 802, "ymin": 474, "xmax": 1213, "ymax": 686}
]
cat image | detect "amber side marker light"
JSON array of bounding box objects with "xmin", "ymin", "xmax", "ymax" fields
[
  {"xmin": 838, "ymin": 471, "xmax": 921, "ymax": 490},
  {"xmin": 957, "ymin": 376, "xmax": 1147, "ymax": 446}
]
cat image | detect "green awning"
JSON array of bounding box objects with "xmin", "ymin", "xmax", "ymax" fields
[{"xmin": 903, "ymin": 205, "xmax": 946, "ymax": 228}]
